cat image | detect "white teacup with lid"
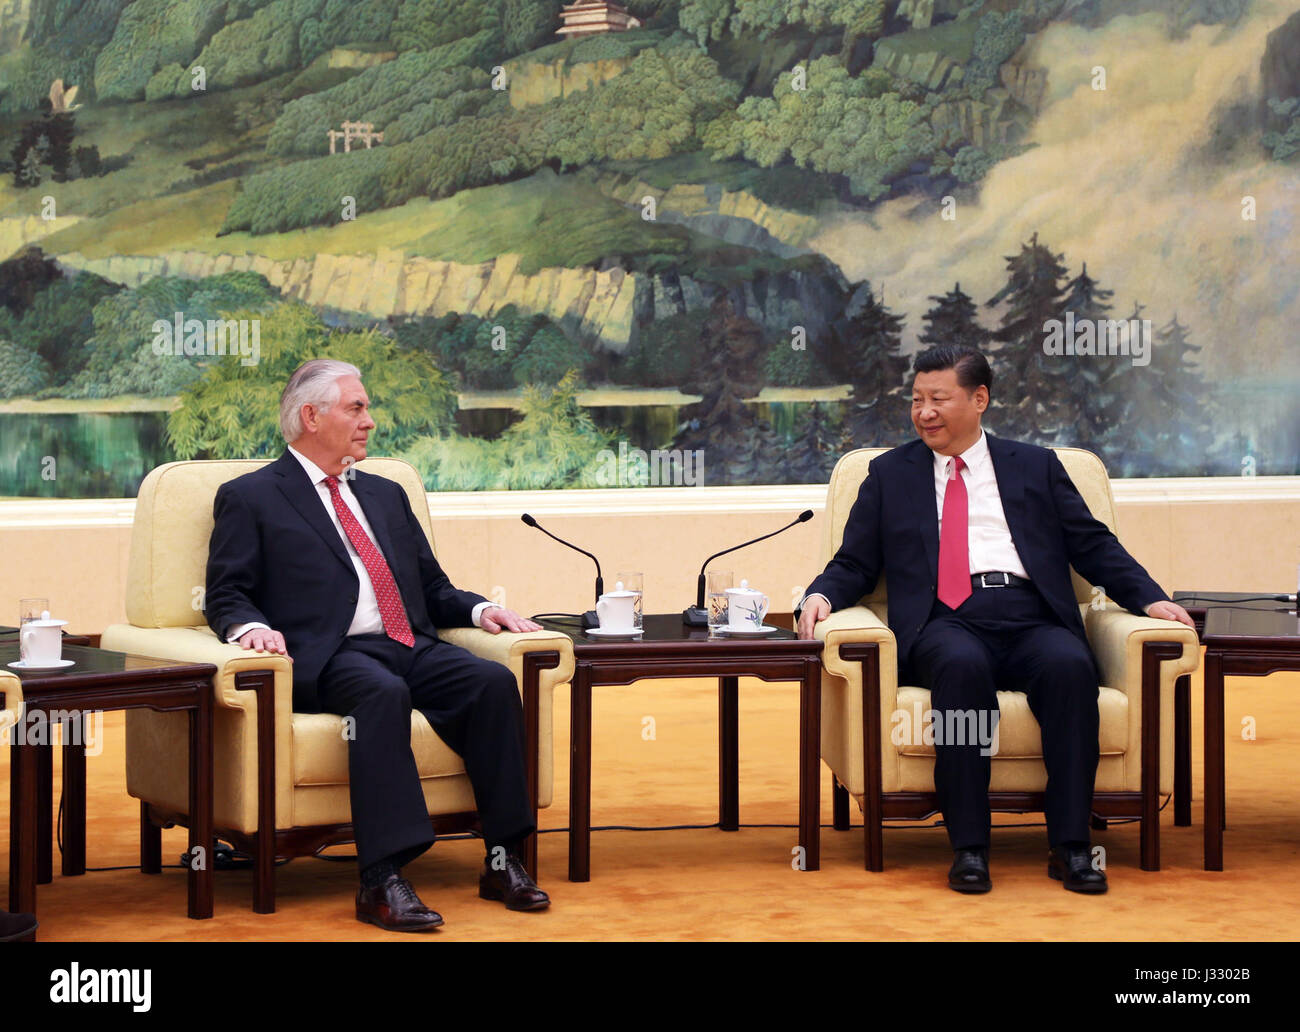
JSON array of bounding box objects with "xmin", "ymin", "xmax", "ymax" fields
[
  {"xmin": 596, "ymin": 582, "xmax": 639, "ymax": 632},
  {"xmin": 20, "ymin": 610, "xmax": 68, "ymax": 666},
  {"xmin": 725, "ymin": 580, "xmax": 769, "ymax": 630}
]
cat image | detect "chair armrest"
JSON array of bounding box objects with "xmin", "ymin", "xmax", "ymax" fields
[
  {"xmin": 811, "ymin": 605, "xmax": 901, "ymax": 800},
  {"xmin": 103, "ymin": 624, "xmax": 298, "ymax": 846},
  {"xmin": 101, "ymin": 624, "xmax": 292, "ymax": 710},
  {"xmin": 1084, "ymin": 605, "xmax": 1200, "ymax": 693},
  {"xmin": 813, "ymin": 605, "xmax": 898, "ymax": 687},
  {"xmin": 438, "ymin": 627, "xmax": 574, "ymax": 679},
  {"xmin": 0, "ymin": 671, "xmax": 22, "ymax": 734}
]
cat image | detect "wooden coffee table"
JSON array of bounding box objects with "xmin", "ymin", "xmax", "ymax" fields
[
  {"xmin": 3, "ymin": 643, "xmax": 216, "ymax": 926},
  {"xmin": 540, "ymin": 614, "xmax": 823, "ymax": 881}
]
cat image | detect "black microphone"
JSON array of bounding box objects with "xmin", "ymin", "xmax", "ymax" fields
[
  {"xmin": 521, "ymin": 513, "xmax": 603, "ymax": 628},
  {"xmin": 683, "ymin": 510, "xmax": 815, "ymax": 625}
]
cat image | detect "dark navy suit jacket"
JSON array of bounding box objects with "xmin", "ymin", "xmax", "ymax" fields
[
  {"xmin": 804, "ymin": 434, "xmax": 1169, "ymax": 676},
  {"xmin": 204, "ymin": 450, "xmax": 486, "ymax": 711}
]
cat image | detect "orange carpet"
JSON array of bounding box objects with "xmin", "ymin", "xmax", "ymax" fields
[{"xmin": 4, "ymin": 661, "xmax": 1298, "ymax": 941}]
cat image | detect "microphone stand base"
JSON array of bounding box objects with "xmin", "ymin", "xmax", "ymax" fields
[
  {"xmin": 580, "ymin": 610, "xmax": 600, "ymax": 630},
  {"xmin": 682, "ymin": 607, "xmax": 710, "ymax": 627}
]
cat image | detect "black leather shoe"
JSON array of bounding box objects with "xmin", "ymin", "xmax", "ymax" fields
[
  {"xmin": 356, "ymin": 874, "xmax": 444, "ymax": 931},
  {"xmin": 480, "ymin": 854, "xmax": 550, "ymax": 911},
  {"xmin": 948, "ymin": 848, "xmax": 992, "ymax": 893},
  {"xmin": 0, "ymin": 911, "xmax": 37, "ymax": 941},
  {"xmin": 1049, "ymin": 845, "xmax": 1108, "ymax": 893}
]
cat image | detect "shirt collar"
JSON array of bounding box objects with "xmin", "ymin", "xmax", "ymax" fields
[
  {"xmin": 287, "ymin": 445, "xmax": 331, "ymax": 487},
  {"xmin": 932, "ymin": 429, "xmax": 988, "ymax": 477}
]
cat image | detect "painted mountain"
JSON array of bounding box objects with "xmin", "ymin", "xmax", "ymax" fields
[{"xmin": 1, "ymin": 0, "xmax": 1297, "ymax": 496}]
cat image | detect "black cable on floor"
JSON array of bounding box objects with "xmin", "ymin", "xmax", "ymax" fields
[{"xmin": 52, "ymin": 770, "xmax": 1173, "ymax": 867}]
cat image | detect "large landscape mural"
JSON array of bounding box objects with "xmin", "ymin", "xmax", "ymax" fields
[{"xmin": 0, "ymin": 0, "xmax": 1297, "ymax": 497}]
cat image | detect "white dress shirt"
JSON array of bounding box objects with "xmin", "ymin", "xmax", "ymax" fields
[
  {"xmin": 934, "ymin": 430, "xmax": 1029, "ymax": 579},
  {"xmin": 800, "ymin": 429, "xmax": 1029, "ymax": 614},
  {"xmin": 226, "ymin": 446, "xmax": 498, "ymax": 643}
]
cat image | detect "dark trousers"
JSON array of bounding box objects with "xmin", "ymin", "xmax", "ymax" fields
[
  {"xmin": 906, "ymin": 584, "xmax": 1100, "ymax": 850},
  {"xmin": 316, "ymin": 632, "xmax": 535, "ymax": 871}
]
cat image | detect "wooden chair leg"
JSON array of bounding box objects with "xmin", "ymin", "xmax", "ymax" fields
[
  {"xmin": 1138, "ymin": 642, "xmax": 1176, "ymax": 871},
  {"xmin": 140, "ymin": 802, "xmax": 161, "ymax": 874},
  {"xmin": 832, "ymin": 779, "xmax": 850, "ymax": 830},
  {"xmin": 1174, "ymin": 673, "xmax": 1191, "ymax": 826},
  {"xmin": 253, "ymin": 832, "xmax": 275, "ymax": 914},
  {"xmin": 238, "ymin": 669, "xmax": 277, "ymax": 913},
  {"xmin": 1140, "ymin": 813, "xmax": 1159, "ymax": 871},
  {"xmin": 864, "ymin": 812, "xmax": 883, "ymax": 872}
]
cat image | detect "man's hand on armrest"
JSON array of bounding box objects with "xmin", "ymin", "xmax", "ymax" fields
[
  {"xmin": 1143, "ymin": 600, "xmax": 1195, "ymax": 630},
  {"xmin": 797, "ymin": 594, "xmax": 831, "ymax": 640},
  {"xmin": 478, "ymin": 605, "xmax": 543, "ymax": 635},
  {"xmin": 237, "ymin": 627, "xmax": 293, "ymax": 660}
]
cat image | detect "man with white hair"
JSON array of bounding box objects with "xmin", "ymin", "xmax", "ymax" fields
[{"xmin": 205, "ymin": 358, "xmax": 549, "ymax": 931}]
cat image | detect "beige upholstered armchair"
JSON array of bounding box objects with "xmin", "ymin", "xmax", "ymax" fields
[
  {"xmin": 814, "ymin": 447, "xmax": 1199, "ymax": 871},
  {"xmin": 0, "ymin": 670, "xmax": 21, "ymax": 737},
  {"xmin": 102, "ymin": 458, "xmax": 573, "ymax": 912}
]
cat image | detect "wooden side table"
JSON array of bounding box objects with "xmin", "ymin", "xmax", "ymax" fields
[
  {"xmin": 541, "ymin": 615, "xmax": 823, "ymax": 882},
  {"xmin": 1196, "ymin": 602, "xmax": 1300, "ymax": 870},
  {"xmin": 4, "ymin": 643, "xmax": 216, "ymax": 930}
]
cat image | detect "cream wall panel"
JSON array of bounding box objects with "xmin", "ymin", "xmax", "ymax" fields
[{"xmin": 1, "ymin": 478, "xmax": 1296, "ymax": 635}]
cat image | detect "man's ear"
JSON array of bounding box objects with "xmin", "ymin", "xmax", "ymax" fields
[{"xmin": 973, "ymin": 386, "xmax": 989, "ymax": 412}]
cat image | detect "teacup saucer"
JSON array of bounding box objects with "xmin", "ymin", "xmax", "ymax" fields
[
  {"xmin": 585, "ymin": 627, "xmax": 643, "ymax": 639},
  {"xmin": 8, "ymin": 658, "xmax": 76, "ymax": 670},
  {"xmin": 713, "ymin": 625, "xmax": 780, "ymax": 636}
]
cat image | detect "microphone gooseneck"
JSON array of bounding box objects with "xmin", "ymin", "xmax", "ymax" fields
[
  {"xmin": 686, "ymin": 510, "xmax": 815, "ymax": 621},
  {"xmin": 520, "ymin": 514, "xmax": 604, "ymax": 620}
]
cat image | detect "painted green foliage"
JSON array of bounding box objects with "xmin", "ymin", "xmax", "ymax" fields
[
  {"xmin": 393, "ymin": 306, "xmax": 590, "ymax": 391},
  {"xmin": 400, "ymin": 371, "xmax": 615, "ymax": 491},
  {"xmin": 222, "ymin": 35, "xmax": 737, "ymax": 234},
  {"xmin": 680, "ymin": 0, "xmax": 885, "ymax": 45},
  {"xmin": 93, "ymin": 0, "xmax": 230, "ymax": 102},
  {"xmin": 706, "ymin": 57, "xmax": 934, "ymax": 199},
  {"xmin": 266, "ymin": 49, "xmax": 493, "ymax": 154},
  {"xmin": 0, "ymin": 273, "xmax": 122, "ymax": 389},
  {"xmin": 166, "ymin": 300, "xmax": 456, "ymax": 459},
  {"xmin": 71, "ymin": 272, "xmax": 279, "ymax": 398}
]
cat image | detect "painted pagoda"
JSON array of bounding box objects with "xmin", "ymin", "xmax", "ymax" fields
[{"xmin": 556, "ymin": 1, "xmax": 643, "ymax": 37}]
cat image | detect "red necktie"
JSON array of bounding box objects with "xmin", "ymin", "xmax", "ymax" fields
[
  {"xmin": 937, "ymin": 456, "xmax": 971, "ymax": 610},
  {"xmin": 324, "ymin": 475, "xmax": 415, "ymax": 647}
]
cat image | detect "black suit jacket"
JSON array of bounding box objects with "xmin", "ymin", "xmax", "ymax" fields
[
  {"xmin": 205, "ymin": 450, "xmax": 486, "ymax": 711},
  {"xmin": 805, "ymin": 434, "xmax": 1169, "ymax": 676}
]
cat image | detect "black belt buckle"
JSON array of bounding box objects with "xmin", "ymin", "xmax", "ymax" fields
[{"xmin": 976, "ymin": 572, "xmax": 1011, "ymax": 588}]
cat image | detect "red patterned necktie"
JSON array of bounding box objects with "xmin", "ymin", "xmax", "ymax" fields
[
  {"xmin": 937, "ymin": 456, "xmax": 972, "ymax": 610},
  {"xmin": 323, "ymin": 475, "xmax": 414, "ymax": 647}
]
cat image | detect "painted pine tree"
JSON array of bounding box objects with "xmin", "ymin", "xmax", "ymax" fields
[
  {"xmin": 1058, "ymin": 261, "xmax": 1131, "ymax": 454},
  {"xmin": 672, "ymin": 293, "xmax": 782, "ymax": 485},
  {"xmin": 985, "ymin": 232, "xmax": 1071, "ymax": 441},
  {"xmin": 18, "ymin": 147, "xmax": 42, "ymax": 187},
  {"xmin": 919, "ymin": 282, "xmax": 992, "ymax": 351},
  {"xmin": 787, "ymin": 400, "xmax": 840, "ymax": 483},
  {"xmin": 833, "ymin": 282, "xmax": 909, "ymax": 447},
  {"xmin": 1122, "ymin": 313, "xmax": 1214, "ymax": 474}
]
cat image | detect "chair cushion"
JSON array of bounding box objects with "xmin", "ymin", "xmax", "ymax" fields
[
  {"xmin": 892, "ymin": 684, "xmax": 1128, "ymax": 758},
  {"xmin": 293, "ymin": 710, "xmax": 466, "ymax": 786}
]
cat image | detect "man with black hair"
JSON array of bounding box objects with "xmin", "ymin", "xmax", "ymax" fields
[{"xmin": 798, "ymin": 344, "xmax": 1193, "ymax": 893}]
